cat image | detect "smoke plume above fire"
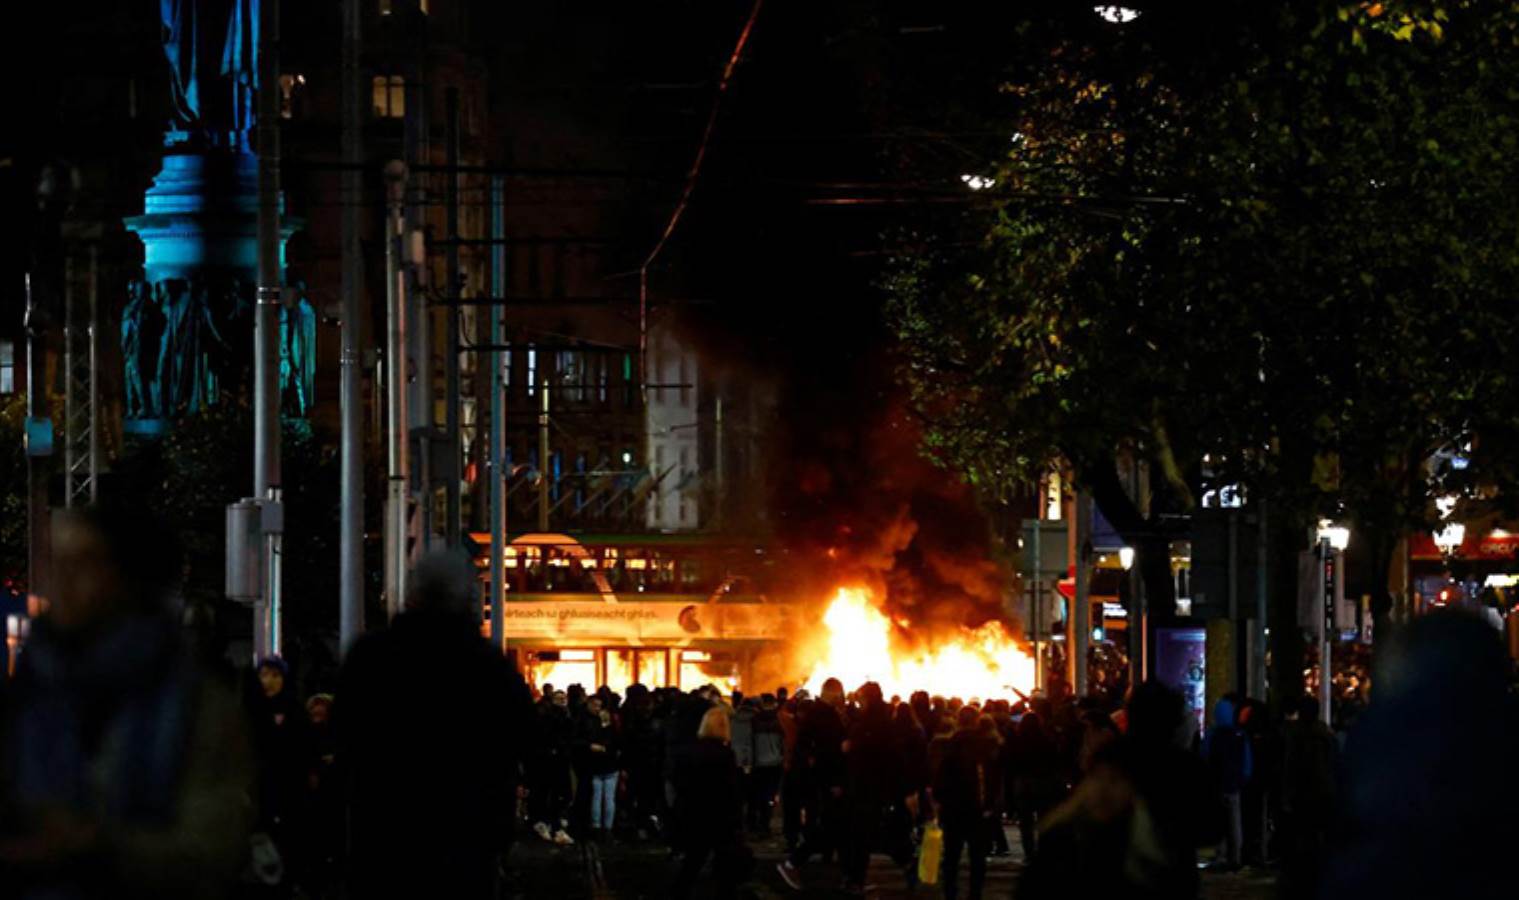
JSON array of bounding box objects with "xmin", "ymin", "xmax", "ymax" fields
[{"xmin": 773, "ymin": 396, "xmax": 1014, "ymax": 638}]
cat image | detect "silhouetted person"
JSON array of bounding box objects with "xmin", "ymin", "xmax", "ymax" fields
[
  {"xmin": 840, "ymin": 682, "xmax": 917, "ymax": 893},
  {"xmin": 581, "ymin": 694, "xmax": 619, "ymax": 839},
  {"xmin": 672, "ymin": 706, "xmax": 751, "ymax": 899},
  {"xmin": 934, "ymin": 707, "xmax": 1003, "ymax": 900},
  {"xmin": 530, "ymin": 688, "xmax": 576, "ymax": 844},
  {"xmin": 1203, "ymin": 696, "xmax": 1252, "ymax": 869},
  {"xmin": 1323, "ymin": 611, "xmax": 1519, "ymax": 900},
  {"xmin": 749, "ymin": 693, "xmax": 786, "ymax": 833},
  {"xmin": 777, "ymin": 678, "xmax": 849, "ymax": 889},
  {"xmin": 247, "ymin": 655, "xmax": 313, "ymax": 888},
  {"xmin": 1277, "ymin": 694, "xmax": 1335, "ymax": 897},
  {"xmin": 1022, "ymin": 681, "xmax": 1218, "ymax": 900},
  {"xmin": 621, "ymin": 684, "xmax": 663, "ymax": 835},
  {"xmin": 302, "ymin": 693, "xmax": 341, "ymax": 895},
  {"xmin": 893, "ymin": 700, "xmax": 929, "ymax": 827},
  {"xmin": 0, "ymin": 505, "xmax": 252, "ymax": 899},
  {"xmin": 337, "ymin": 550, "xmax": 534, "ymax": 899},
  {"xmin": 1010, "ymin": 710, "xmax": 1063, "ymax": 858}
]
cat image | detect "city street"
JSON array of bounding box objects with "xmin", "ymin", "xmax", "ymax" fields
[
  {"xmin": 507, "ymin": 827, "xmax": 1277, "ymax": 899},
  {"xmin": 6, "ymin": 4, "xmax": 1519, "ymax": 899}
]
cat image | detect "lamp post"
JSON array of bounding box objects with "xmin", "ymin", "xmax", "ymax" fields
[
  {"xmin": 1316, "ymin": 521, "xmax": 1350, "ymax": 726},
  {"xmin": 1433, "ymin": 497, "xmax": 1465, "ymax": 614},
  {"xmin": 1433, "ymin": 522, "xmax": 1465, "ymax": 559},
  {"xmin": 1119, "ymin": 545, "xmax": 1141, "ymax": 686}
]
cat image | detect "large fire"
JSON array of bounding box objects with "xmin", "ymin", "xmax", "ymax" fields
[{"xmin": 802, "ymin": 587, "xmax": 1036, "ymax": 702}]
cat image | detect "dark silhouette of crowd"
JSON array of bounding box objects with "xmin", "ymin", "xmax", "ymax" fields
[{"xmin": 3, "ymin": 503, "xmax": 1518, "ymax": 899}]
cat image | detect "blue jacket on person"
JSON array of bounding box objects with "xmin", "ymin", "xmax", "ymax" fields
[{"xmin": 1203, "ymin": 698, "xmax": 1253, "ymax": 794}]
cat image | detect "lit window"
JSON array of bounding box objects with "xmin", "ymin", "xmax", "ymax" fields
[
  {"xmin": 0, "ymin": 340, "xmax": 13, "ymax": 393},
  {"xmin": 372, "ymin": 75, "xmax": 405, "ymax": 119},
  {"xmin": 526, "ymin": 344, "xmax": 537, "ymax": 396}
]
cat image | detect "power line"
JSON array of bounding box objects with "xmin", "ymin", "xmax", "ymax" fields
[{"xmin": 640, "ymin": 0, "xmax": 765, "ymax": 398}]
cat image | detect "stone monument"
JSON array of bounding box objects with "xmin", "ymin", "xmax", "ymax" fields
[{"xmin": 123, "ymin": 0, "xmax": 311, "ymax": 435}]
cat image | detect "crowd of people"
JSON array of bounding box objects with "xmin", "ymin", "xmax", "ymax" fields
[{"xmin": 3, "ymin": 505, "xmax": 1519, "ymax": 900}]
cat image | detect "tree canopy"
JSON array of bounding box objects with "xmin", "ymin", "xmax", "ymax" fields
[{"xmin": 889, "ymin": 1, "xmax": 1519, "ymax": 619}]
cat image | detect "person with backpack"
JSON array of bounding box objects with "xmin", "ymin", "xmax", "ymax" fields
[{"xmin": 750, "ymin": 694, "xmax": 786, "ymax": 833}]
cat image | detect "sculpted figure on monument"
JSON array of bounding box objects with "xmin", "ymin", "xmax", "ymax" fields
[
  {"xmin": 160, "ymin": 0, "xmax": 259, "ymax": 145},
  {"xmin": 122, "ymin": 280, "xmax": 167, "ymax": 419},
  {"xmin": 280, "ymin": 282, "xmax": 316, "ymax": 418}
]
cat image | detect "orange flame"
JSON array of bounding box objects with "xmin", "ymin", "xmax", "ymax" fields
[{"xmin": 802, "ymin": 587, "xmax": 1035, "ymax": 702}]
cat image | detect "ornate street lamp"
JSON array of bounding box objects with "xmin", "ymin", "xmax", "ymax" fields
[{"xmin": 1316, "ymin": 520, "xmax": 1351, "ymax": 726}]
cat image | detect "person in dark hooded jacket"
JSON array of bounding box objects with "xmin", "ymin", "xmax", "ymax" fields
[
  {"xmin": 1203, "ymin": 696, "xmax": 1252, "ymax": 870},
  {"xmin": 337, "ymin": 550, "xmax": 535, "ymax": 899},
  {"xmin": 749, "ymin": 694, "xmax": 786, "ymax": 833}
]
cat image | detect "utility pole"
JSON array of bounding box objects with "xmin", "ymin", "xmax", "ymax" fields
[
  {"xmin": 444, "ymin": 87, "xmax": 463, "ymax": 547},
  {"xmin": 538, "ymin": 378, "xmax": 550, "ymax": 532},
  {"xmin": 253, "ymin": 0, "xmax": 284, "ymax": 659},
  {"xmin": 384, "ymin": 161, "xmax": 411, "ymax": 618},
  {"xmin": 714, "ymin": 391, "xmax": 724, "ymax": 530},
  {"xmin": 23, "ymin": 274, "xmax": 52, "ymax": 627},
  {"xmin": 488, "ymin": 176, "xmax": 506, "ymax": 645},
  {"xmin": 1031, "ymin": 514, "xmax": 1043, "ymax": 691},
  {"xmin": 1065, "ymin": 490, "xmax": 1077, "ymax": 692},
  {"xmin": 404, "ymin": 70, "xmax": 431, "ymax": 555},
  {"xmin": 1319, "ymin": 533, "xmax": 1336, "ymax": 727},
  {"xmin": 338, "ymin": 0, "xmax": 364, "ymax": 652},
  {"xmin": 1073, "ymin": 491, "xmax": 1091, "ymax": 698},
  {"xmin": 1251, "ymin": 500, "xmax": 1268, "ymax": 700}
]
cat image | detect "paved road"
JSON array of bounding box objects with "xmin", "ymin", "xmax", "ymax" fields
[{"xmin": 507, "ymin": 825, "xmax": 1278, "ymax": 899}]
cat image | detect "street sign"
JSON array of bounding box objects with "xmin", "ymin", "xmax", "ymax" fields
[{"xmin": 1018, "ymin": 519, "xmax": 1068, "ymax": 576}]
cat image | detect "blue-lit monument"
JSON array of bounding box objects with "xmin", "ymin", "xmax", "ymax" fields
[{"xmin": 123, "ymin": 0, "xmax": 312, "ymax": 435}]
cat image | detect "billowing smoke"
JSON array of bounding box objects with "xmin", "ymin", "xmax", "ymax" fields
[{"xmin": 769, "ymin": 385, "xmax": 1013, "ymax": 639}]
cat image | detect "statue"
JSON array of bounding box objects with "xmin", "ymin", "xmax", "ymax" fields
[
  {"xmin": 157, "ymin": 280, "xmax": 190, "ymax": 415},
  {"xmin": 192, "ymin": 283, "xmax": 228, "ymax": 412},
  {"xmin": 160, "ymin": 0, "xmax": 199, "ymax": 129},
  {"xmin": 123, "ymin": 281, "xmax": 151, "ymax": 418},
  {"xmin": 279, "ymin": 282, "xmax": 316, "ymax": 418},
  {"xmin": 159, "ymin": 0, "xmax": 259, "ymax": 146}
]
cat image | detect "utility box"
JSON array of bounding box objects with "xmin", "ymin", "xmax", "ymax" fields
[{"xmin": 225, "ymin": 499, "xmax": 263, "ymax": 604}]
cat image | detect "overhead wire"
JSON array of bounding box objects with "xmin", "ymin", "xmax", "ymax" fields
[{"xmin": 638, "ymin": 0, "xmax": 764, "ymax": 399}]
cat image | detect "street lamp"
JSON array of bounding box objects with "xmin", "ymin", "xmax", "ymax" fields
[
  {"xmin": 1316, "ymin": 520, "xmax": 1350, "ymax": 726},
  {"xmin": 1094, "ymin": 6, "xmax": 1140, "ymax": 23},
  {"xmin": 1433, "ymin": 521, "xmax": 1466, "ymax": 557},
  {"xmin": 1317, "ymin": 522, "xmax": 1350, "ymax": 553}
]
